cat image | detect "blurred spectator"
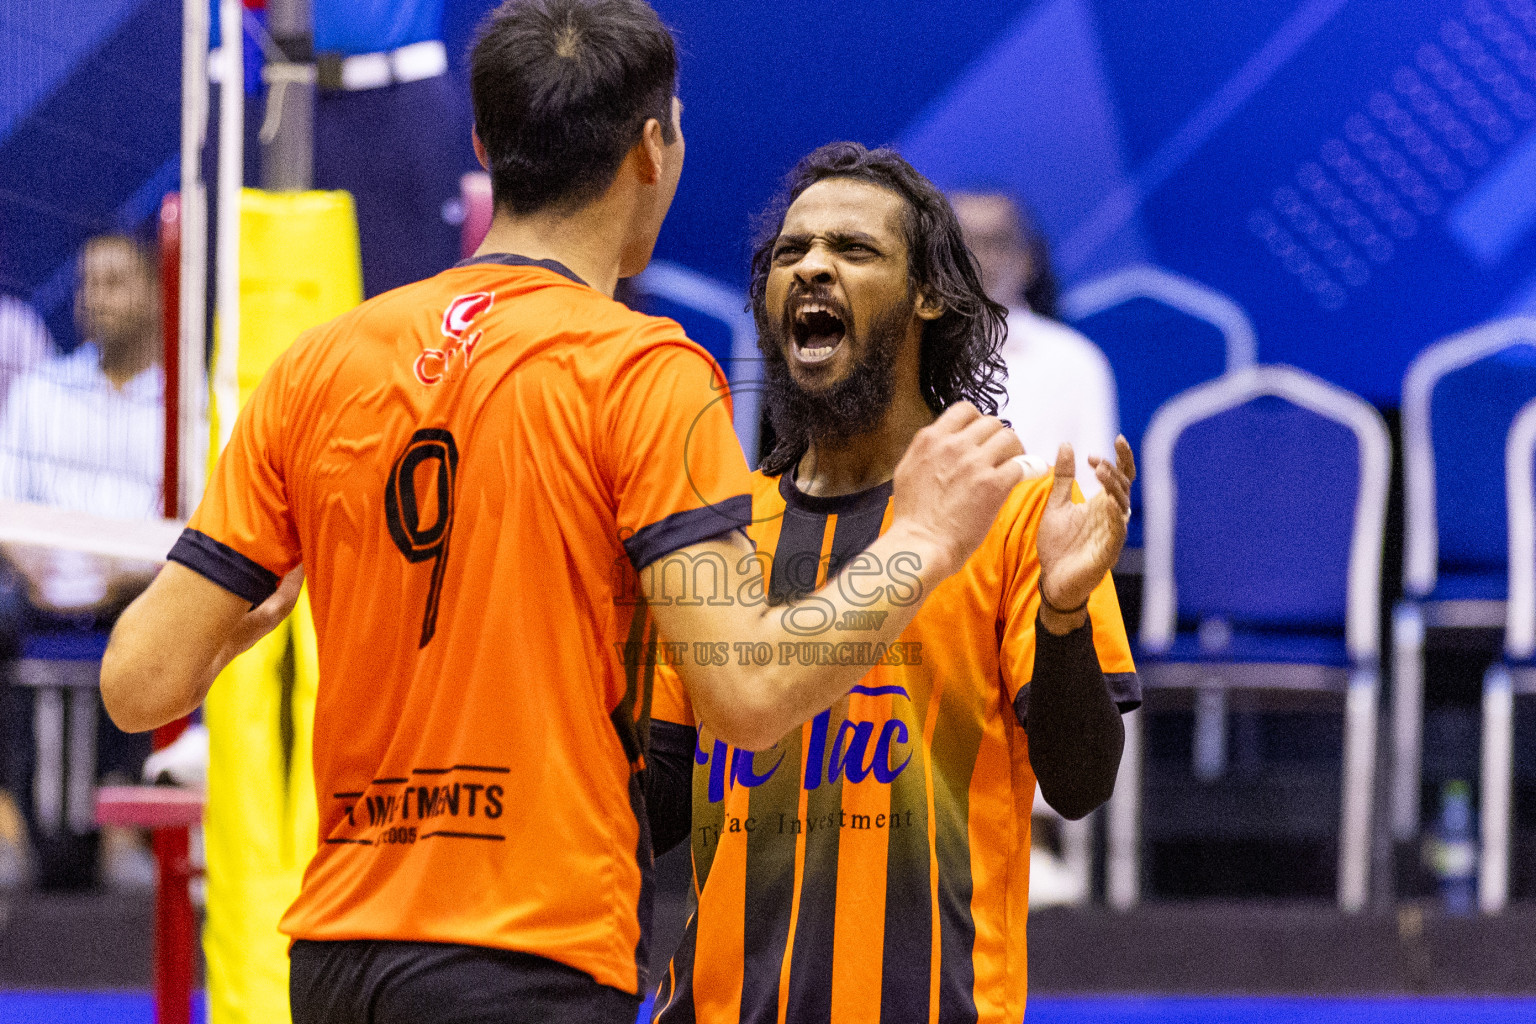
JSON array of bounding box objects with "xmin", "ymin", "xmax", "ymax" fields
[
  {"xmin": 0, "ymin": 233, "xmax": 161, "ymax": 889},
  {"xmin": 954, "ymin": 189, "xmax": 1118, "ymax": 910},
  {"xmin": 0, "ymin": 233, "xmax": 163, "ymax": 524},
  {"xmin": 951, "ymin": 189, "xmax": 1118, "ymax": 495}
]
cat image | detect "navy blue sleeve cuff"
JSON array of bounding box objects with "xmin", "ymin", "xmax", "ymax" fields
[
  {"xmin": 1012, "ymin": 684, "xmax": 1030, "ymax": 730},
  {"xmin": 167, "ymin": 528, "xmax": 281, "ymax": 606},
  {"xmin": 1105, "ymin": 672, "xmax": 1142, "ymax": 714},
  {"xmin": 623, "ymin": 495, "xmax": 753, "ymax": 570}
]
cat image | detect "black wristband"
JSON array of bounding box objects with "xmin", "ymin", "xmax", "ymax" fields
[{"xmin": 1039, "ymin": 585, "xmax": 1089, "ymax": 617}]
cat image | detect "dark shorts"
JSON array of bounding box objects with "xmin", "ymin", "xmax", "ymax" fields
[{"xmin": 289, "ymin": 938, "xmax": 642, "ymax": 1024}]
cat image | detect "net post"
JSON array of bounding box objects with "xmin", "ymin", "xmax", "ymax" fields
[
  {"xmin": 154, "ymin": 194, "xmax": 193, "ymax": 1017},
  {"xmin": 138, "ymin": 4, "xmax": 214, "ymax": 1020},
  {"xmin": 160, "ymin": 194, "xmax": 182, "ymax": 523},
  {"xmin": 152, "ymin": 826, "xmax": 195, "ymax": 1024},
  {"xmin": 213, "ymin": 0, "xmax": 245, "ymax": 455},
  {"xmin": 179, "ymin": 0, "xmax": 210, "ymax": 515},
  {"xmin": 156, "ymin": 149, "xmax": 190, "ymax": 805}
]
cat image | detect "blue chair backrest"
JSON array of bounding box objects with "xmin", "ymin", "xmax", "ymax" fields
[
  {"xmin": 1431, "ymin": 347, "xmax": 1536, "ymax": 572},
  {"xmin": 1174, "ymin": 397, "xmax": 1356, "ymax": 628},
  {"xmin": 1073, "ymin": 297, "xmax": 1227, "ymax": 453},
  {"xmin": 1063, "ymin": 266, "xmax": 1257, "ymax": 455},
  {"xmin": 1402, "ymin": 318, "xmax": 1536, "ymax": 597},
  {"xmin": 1063, "ymin": 267, "xmax": 1256, "ymax": 549},
  {"xmin": 1141, "ymin": 366, "xmax": 1390, "ymax": 662}
]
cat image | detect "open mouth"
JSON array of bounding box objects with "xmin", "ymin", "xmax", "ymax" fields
[{"xmin": 790, "ymin": 301, "xmax": 848, "ymax": 365}]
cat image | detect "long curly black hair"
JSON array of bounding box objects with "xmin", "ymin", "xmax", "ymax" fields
[{"xmin": 749, "ymin": 142, "xmax": 1008, "ymax": 475}]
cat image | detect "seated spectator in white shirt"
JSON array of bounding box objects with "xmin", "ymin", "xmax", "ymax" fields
[
  {"xmin": 0, "ymin": 234, "xmax": 164, "ymax": 615},
  {"xmin": 0, "ymin": 234, "xmax": 163, "ymax": 523},
  {"xmin": 953, "ymin": 191, "xmax": 1118, "ymax": 909},
  {"xmin": 951, "ymin": 189, "xmax": 1118, "ymax": 495}
]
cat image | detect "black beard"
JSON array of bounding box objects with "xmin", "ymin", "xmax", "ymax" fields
[{"xmin": 761, "ymin": 299, "xmax": 910, "ymax": 456}]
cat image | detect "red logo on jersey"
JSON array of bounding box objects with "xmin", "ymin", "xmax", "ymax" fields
[{"xmin": 415, "ymin": 292, "xmax": 495, "ymax": 386}]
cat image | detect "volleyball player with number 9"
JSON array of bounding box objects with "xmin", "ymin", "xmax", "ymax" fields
[{"xmin": 98, "ymin": 1, "xmax": 1030, "ymax": 1021}]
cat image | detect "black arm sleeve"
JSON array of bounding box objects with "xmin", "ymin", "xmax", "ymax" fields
[
  {"xmin": 1017, "ymin": 614, "xmax": 1125, "ymax": 821},
  {"xmin": 644, "ymin": 720, "xmax": 697, "ymax": 857}
]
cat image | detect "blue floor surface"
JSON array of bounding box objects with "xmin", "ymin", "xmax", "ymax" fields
[
  {"xmin": 3, "ymin": 992, "xmax": 1534, "ymax": 1022},
  {"xmin": 0, "ymin": 992, "xmax": 204, "ymax": 1024}
]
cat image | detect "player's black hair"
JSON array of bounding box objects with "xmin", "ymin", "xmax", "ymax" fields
[
  {"xmin": 469, "ymin": 0, "xmax": 678, "ymax": 216},
  {"xmin": 749, "ymin": 142, "xmax": 1008, "ymax": 476}
]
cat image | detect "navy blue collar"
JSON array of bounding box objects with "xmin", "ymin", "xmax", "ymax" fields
[
  {"xmin": 455, "ymin": 253, "xmax": 588, "ymax": 288},
  {"xmin": 777, "ymin": 467, "xmax": 894, "ymax": 516}
]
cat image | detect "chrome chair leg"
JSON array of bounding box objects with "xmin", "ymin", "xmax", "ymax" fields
[
  {"xmin": 1193, "ymin": 683, "xmax": 1227, "ymax": 782},
  {"xmin": 1479, "ymin": 663, "xmax": 1514, "ymax": 915},
  {"xmin": 1391, "ymin": 602, "xmax": 1425, "ymax": 842},
  {"xmin": 1339, "ymin": 667, "xmax": 1379, "ymax": 914},
  {"xmin": 1107, "ymin": 706, "xmax": 1143, "ymax": 910}
]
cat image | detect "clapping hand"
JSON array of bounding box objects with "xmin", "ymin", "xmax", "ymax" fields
[
  {"xmin": 891, "ymin": 402, "xmax": 1026, "ymax": 581},
  {"xmin": 1035, "ymin": 437, "xmax": 1136, "ymax": 629}
]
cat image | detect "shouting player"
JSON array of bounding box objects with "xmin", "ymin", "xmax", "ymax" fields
[
  {"xmin": 646, "ymin": 143, "xmax": 1141, "ymax": 1024},
  {"xmin": 100, "ymin": 4, "xmax": 1028, "ymax": 1023}
]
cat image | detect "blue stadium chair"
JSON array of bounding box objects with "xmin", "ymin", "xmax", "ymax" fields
[
  {"xmin": 1392, "ymin": 318, "xmax": 1536, "ymax": 847},
  {"xmin": 1061, "ymin": 265, "xmax": 1257, "ymax": 556},
  {"xmin": 632, "ymin": 260, "xmax": 760, "ymax": 460},
  {"xmin": 1478, "ymin": 396, "xmax": 1536, "ymax": 913},
  {"xmin": 1104, "ymin": 366, "xmax": 1390, "ymax": 914}
]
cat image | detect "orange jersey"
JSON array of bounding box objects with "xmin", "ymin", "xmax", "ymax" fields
[
  {"xmin": 650, "ymin": 469, "xmax": 1138, "ymax": 1024},
  {"xmin": 171, "ymin": 255, "xmax": 752, "ymax": 995}
]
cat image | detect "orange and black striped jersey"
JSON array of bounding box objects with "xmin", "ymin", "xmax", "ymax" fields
[
  {"xmin": 170, "ymin": 255, "xmax": 752, "ymax": 995},
  {"xmin": 650, "ymin": 468, "xmax": 1138, "ymax": 1023}
]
